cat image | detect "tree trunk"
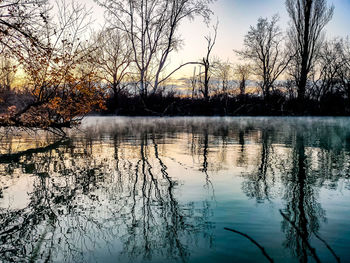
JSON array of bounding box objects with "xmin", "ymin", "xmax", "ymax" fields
[
  {"xmin": 204, "ymin": 64, "xmax": 209, "ymax": 102},
  {"xmin": 298, "ymin": 0, "xmax": 312, "ymax": 103}
]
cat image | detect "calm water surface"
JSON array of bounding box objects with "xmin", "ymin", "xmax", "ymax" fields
[{"xmin": 0, "ymin": 117, "xmax": 350, "ymax": 263}]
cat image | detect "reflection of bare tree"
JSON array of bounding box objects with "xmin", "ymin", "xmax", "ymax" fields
[
  {"xmin": 236, "ymin": 130, "xmax": 247, "ymax": 167},
  {"xmin": 280, "ymin": 134, "xmax": 326, "ymax": 262},
  {"xmin": 239, "ymin": 123, "xmax": 349, "ymax": 262},
  {"xmin": 0, "ymin": 131, "xmax": 214, "ymax": 262},
  {"xmin": 242, "ymin": 129, "xmax": 276, "ymax": 202},
  {"xmin": 199, "ymin": 129, "xmax": 216, "ymax": 200}
]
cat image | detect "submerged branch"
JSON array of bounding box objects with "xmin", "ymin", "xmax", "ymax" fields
[
  {"xmin": 313, "ymin": 232, "xmax": 341, "ymax": 263},
  {"xmin": 224, "ymin": 227, "xmax": 274, "ymax": 263}
]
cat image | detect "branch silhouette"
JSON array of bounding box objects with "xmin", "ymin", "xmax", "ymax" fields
[{"xmin": 224, "ymin": 227, "xmax": 274, "ymax": 263}]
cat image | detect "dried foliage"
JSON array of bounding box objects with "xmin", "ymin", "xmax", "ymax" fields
[{"xmin": 0, "ymin": 0, "xmax": 106, "ymax": 133}]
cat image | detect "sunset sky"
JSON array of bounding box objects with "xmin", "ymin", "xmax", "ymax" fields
[{"xmin": 84, "ymin": 0, "xmax": 350, "ymax": 78}]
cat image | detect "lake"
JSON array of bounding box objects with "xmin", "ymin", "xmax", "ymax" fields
[{"xmin": 1, "ymin": 117, "xmax": 350, "ymax": 263}]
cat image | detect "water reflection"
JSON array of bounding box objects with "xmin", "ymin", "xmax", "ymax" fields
[
  {"xmin": 0, "ymin": 117, "xmax": 350, "ymax": 262},
  {"xmin": 279, "ymin": 134, "xmax": 325, "ymax": 262},
  {"xmin": 238, "ymin": 119, "xmax": 350, "ymax": 262},
  {"xmin": 241, "ymin": 128, "xmax": 277, "ymax": 202},
  {"xmin": 0, "ymin": 133, "xmax": 214, "ymax": 262}
]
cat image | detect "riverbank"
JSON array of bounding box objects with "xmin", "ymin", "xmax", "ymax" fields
[{"xmin": 100, "ymin": 92, "xmax": 350, "ymax": 116}]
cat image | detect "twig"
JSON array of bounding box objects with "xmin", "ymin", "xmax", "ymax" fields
[
  {"xmin": 313, "ymin": 232, "xmax": 341, "ymax": 263},
  {"xmin": 224, "ymin": 227, "xmax": 274, "ymax": 263}
]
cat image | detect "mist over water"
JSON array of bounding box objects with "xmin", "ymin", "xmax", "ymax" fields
[{"xmin": 1, "ymin": 117, "xmax": 350, "ymax": 263}]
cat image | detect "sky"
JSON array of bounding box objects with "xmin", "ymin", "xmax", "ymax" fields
[{"xmin": 83, "ymin": 0, "xmax": 350, "ymax": 79}]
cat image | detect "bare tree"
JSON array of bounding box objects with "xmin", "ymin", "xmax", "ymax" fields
[
  {"xmin": 199, "ymin": 22, "xmax": 218, "ymax": 101},
  {"xmin": 215, "ymin": 59, "xmax": 232, "ymax": 95},
  {"xmin": 96, "ymin": 0, "xmax": 215, "ymax": 97},
  {"xmin": 236, "ymin": 15, "xmax": 290, "ymax": 99},
  {"xmin": 286, "ymin": 0, "xmax": 334, "ymax": 102},
  {"xmin": 189, "ymin": 66, "xmax": 199, "ymax": 100},
  {"xmin": 234, "ymin": 64, "xmax": 251, "ymax": 96},
  {"xmin": 337, "ymin": 37, "xmax": 350, "ymax": 103},
  {"xmin": 284, "ymin": 79, "xmax": 297, "ymax": 100},
  {"xmin": 93, "ymin": 28, "xmax": 132, "ymax": 97},
  {"xmin": 311, "ymin": 39, "xmax": 343, "ymax": 101}
]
